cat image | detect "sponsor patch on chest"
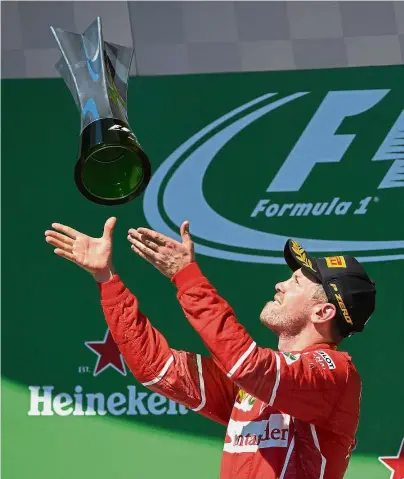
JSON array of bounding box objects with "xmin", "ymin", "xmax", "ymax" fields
[
  {"xmin": 224, "ymin": 414, "xmax": 290, "ymax": 453},
  {"xmin": 234, "ymin": 389, "xmax": 257, "ymax": 412}
]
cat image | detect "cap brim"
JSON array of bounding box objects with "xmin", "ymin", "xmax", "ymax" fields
[{"xmin": 284, "ymin": 239, "xmax": 321, "ymax": 282}]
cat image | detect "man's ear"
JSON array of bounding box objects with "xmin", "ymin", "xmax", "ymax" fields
[{"xmin": 312, "ymin": 302, "xmax": 337, "ymax": 325}]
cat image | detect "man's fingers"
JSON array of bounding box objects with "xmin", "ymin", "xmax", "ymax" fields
[
  {"xmin": 128, "ymin": 230, "xmax": 159, "ymax": 251},
  {"xmin": 130, "ymin": 242, "xmax": 156, "ymax": 264},
  {"xmin": 54, "ymin": 248, "xmax": 76, "ymax": 262},
  {"xmin": 45, "ymin": 230, "xmax": 74, "ymax": 247},
  {"xmin": 134, "ymin": 227, "xmax": 174, "ymax": 246},
  {"xmin": 141, "ymin": 237, "xmax": 159, "ymax": 252},
  {"xmin": 128, "ymin": 235, "xmax": 160, "ymax": 260},
  {"xmin": 46, "ymin": 235, "xmax": 73, "ymax": 252},
  {"xmin": 180, "ymin": 220, "xmax": 192, "ymax": 245},
  {"xmin": 51, "ymin": 223, "xmax": 80, "ymax": 239}
]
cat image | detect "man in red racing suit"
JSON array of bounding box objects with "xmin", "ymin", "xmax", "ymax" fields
[{"xmin": 45, "ymin": 218, "xmax": 376, "ymax": 479}]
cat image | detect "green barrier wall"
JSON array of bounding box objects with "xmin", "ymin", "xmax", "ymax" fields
[{"xmin": 2, "ymin": 65, "xmax": 404, "ymax": 479}]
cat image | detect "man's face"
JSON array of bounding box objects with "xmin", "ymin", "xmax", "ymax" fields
[{"xmin": 260, "ymin": 268, "xmax": 322, "ymax": 335}]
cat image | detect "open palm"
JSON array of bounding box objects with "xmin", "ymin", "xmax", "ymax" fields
[{"xmin": 44, "ymin": 217, "xmax": 116, "ymax": 280}]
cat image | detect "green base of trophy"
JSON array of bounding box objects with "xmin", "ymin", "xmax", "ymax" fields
[
  {"xmin": 51, "ymin": 17, "xmax": 151, "ymax": 206},
  {"xmin": 75, "ymin": 118, "xmax": 151, "ymax": 205}
]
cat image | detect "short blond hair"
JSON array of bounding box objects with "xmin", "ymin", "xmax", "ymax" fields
[{"xmin": 312, "ymin": 283, "xmax": 328, "ymax": 303}]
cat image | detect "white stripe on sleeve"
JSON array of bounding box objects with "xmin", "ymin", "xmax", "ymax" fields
[
  {"xmin": 141, "ymin": 355, "xmax": 174, "ymax": 386},
  {"xmin": 191, "ymin": 354, "xmax": 206, "ymax": 412},
  {"xmin": 268, "ymin": 353, "xmax": 281, "ymax": 406},
  {"xmin": 227, "ymin": 342, "xmax": 257, "ymax": 378},
  {"xmin": 279, "ymin": 432, "xmax": 295, "ymax": 479},
  {"xmin": 310, "ymin": 424, "xmax": 327, "ymax": 479}
]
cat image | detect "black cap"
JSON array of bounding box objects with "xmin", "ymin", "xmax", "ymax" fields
[{"xmin": 284, "ymin": 239, "xmax": 376, "ymax": 338}]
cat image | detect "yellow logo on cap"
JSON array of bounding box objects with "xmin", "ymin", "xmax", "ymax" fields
[
  {"xmin": 291, "ymin": 240, "xmax": 316, "ymax": 272},
  {"xmin": 334, "ymin": 293, "xmax": 353, "ymax": 325},
  {"xmin": 329, "ymin": 283, "xmax": 353, "ymax": 325},
  {"xmin": 325, "ymin": 256, "xmax": 346, "ymax": 268}
]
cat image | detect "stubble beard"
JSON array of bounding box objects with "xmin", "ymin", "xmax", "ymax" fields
[
  {"xmin": 260, "ymin": 302, "xmax": 289, "ymax": 335},
  {"xmin": 260, "ymin": 302, "xmax": 307, "ymax": 336}
]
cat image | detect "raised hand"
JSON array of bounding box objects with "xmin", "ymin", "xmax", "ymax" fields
[
  {"xmin": 44, "ymin": 217, "xmax": 117, "ymax": 283},
  {"xmin": 127, "ymin": 221, "xmax": 195, "ymax": 278}
]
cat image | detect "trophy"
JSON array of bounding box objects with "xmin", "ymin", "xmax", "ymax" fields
[{"xmin": 51, "ymin": 17, "xmax": 151, "ymax": 205}]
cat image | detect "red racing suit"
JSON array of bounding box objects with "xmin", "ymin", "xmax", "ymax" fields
[{"xmin": 97, "ymin": 262, "xmax": 361, "ymax": 479}]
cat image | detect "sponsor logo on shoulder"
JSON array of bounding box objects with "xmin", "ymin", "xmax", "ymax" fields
[
  {"xmin": 281, "ymin": 352, "xmax": 301, "ymax": 365},
  {"xmin": 317, "ymin": 350, "xmax": 336, "ymax": 370}
]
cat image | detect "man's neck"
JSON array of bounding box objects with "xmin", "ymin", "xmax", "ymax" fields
[{"xmin": 277, "ymin": 329, "xmax": 335, "ymax": 352}]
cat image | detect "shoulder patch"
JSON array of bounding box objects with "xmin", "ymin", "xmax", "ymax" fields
[
  {"xmin": 316, "ymin": 350, "xmax": 336, "ymax": 370},
  {"xmin": 281, "ymin": 352, "xmax": 301, "ymax": 365}
]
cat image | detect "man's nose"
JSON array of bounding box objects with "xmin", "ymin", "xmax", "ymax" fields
[{"xmin": 275, "ymin": 282, "xmax": 285, "ymax": 293}]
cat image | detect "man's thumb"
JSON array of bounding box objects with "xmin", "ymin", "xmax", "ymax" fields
[
  {"xmin": 103, "ymin": 217, "xmax": 117, "ymax": 240},
  {"xmin": 180, "ymin": 220, "xmax": 192, "ymax": 244}
]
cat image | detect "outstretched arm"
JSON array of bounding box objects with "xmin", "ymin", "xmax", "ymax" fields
[
  {"xmin": 45, "ymin": 218, "xmax": 237, "ymax": 425},
  {"xmin": 97, "ymin": 274, "xmax": 238, "ymax": 425}
]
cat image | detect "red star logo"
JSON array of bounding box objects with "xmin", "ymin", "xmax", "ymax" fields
[
  {"xmin": 85, "ymin": 329, "xmax": 126, "ymax": 377},
  {"xmin": 379, "ymin": 438, "xmax": 404, "ymax": 479}
]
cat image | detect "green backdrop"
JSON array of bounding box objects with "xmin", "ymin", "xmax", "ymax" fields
[{"xmin": 2, "ymin": 64, "xmax": 403, "ymax": 479}]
